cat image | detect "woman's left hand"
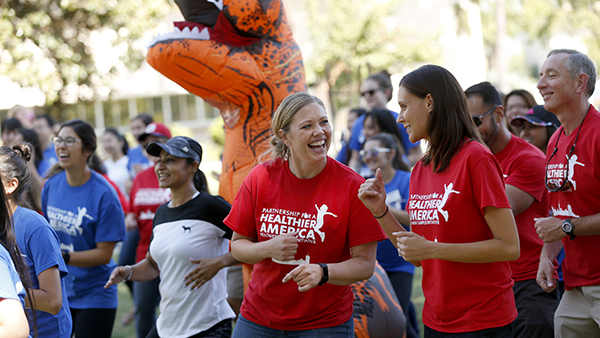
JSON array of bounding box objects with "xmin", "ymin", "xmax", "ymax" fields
[
  {"xmin": 282, "ymin": 263, "xmax": 322, "ymax": 292},
  {"xmin": 184, "ymin": 257, "xmax": 222, "ymax": 290},
  {"xmin": 393, "ymin": 231, "xmax": 432, "ymax": 265}
]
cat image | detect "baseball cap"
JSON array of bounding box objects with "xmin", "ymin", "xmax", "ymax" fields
[
  {"xmin": 510, "ymin": 105, "xmax": 561, "ymax": 129},
  {"xmin": 146, "ymin": 136, "xmax": 203, "ymax": 163},
  {"xmin": 138, "ymin": 122, "xmax": 172, "ymax": 142}
]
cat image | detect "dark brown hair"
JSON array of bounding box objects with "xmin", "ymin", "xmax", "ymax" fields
[{"xmin": 399, "ymin": 65, "xmax": 483, "ymax": 172}]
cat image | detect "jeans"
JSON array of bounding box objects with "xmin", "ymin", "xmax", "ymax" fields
[
  {"xmin": 424, "ymin": 321, "xmax": 514, "ymax": 338},
  {"xmin": 232, "ymin": 314, "xmax": 354, "ymax": 338}
]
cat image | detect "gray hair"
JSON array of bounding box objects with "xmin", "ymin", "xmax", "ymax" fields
[{"xmin": 548, "ymin": 49, "xmax": 597, "ymax": 98}]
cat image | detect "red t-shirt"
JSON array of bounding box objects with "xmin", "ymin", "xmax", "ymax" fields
[
  {"xmin": 408, "ymin": 139, "xmax": 517, "ymax": 333},
  {"xmin": 495, "ymin": 135, "xmax": 552, "ymax": 281},
  {"xmin": 545, "ymin": 105, "xmax": 600, "ymax": 289},
  {"xmin": 100, "ymin": 172, "xmax": 130, "ymax": 213},
  {"xmin": 224, "ymin": 157, "xmax": 386, "ymax": 330},
  {"xmin": 129, "ymin": 166, "xmax": 171, "ymax": 262}
]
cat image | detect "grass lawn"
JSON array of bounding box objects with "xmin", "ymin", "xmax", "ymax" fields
[{"xmin": 111, "ymin": 269, "xmax": 426, "ymax": 338}]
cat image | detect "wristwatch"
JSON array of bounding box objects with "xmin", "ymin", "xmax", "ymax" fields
[
  {"xmin": 562, "ymin": 218, "xmax": 576, "ymax": 240},
  {"xmin": 317, "ymin": 263, "xmax": 329, "ymax": 286}
]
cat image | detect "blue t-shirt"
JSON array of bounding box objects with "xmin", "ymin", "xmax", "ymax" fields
[
  {"xmin": 376, "ymin": 170, "xmax": 414, "ymax": 274},
  {"xmin": 0, "ymin": 244, "xmax": 25, "ymax": 307},
  {"xmin": 349, "ymin": 112, "xmax": 420, "ymax": 154},
  {"xmin": 41, "ymin": 171, "xmax": 126, "ymax": 309},
  {"xmin": 127, "ymin": 146, "xmax": 151, "ymax": 178},
  {"xmin": 14, "ymin": 206, "xmax": 72, "ymax": 338}
]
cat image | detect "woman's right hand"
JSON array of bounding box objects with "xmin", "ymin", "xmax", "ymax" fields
[
  {"xmin": 358, "ymin": 168, "xmax": 388, "ymax": 216},
  {"xmin": 267, "ymin": 233, "xmax": 298, "ymax": 261},
  {"xmin": 104, "ymin": 266, "xmax": 129, "ymax": 288}
]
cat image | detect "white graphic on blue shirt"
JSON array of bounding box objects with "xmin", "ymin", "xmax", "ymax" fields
[
  {"xmin": 47, "ymin": 205, "xmax": 93, "ymax": 236},
  {"xmin": 259, "ymin": 206, "xmax": 337, "ymax": 244}
]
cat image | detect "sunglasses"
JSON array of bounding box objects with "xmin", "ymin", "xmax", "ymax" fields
[
  {"xmin": 360, "ymin": 88, "xmax": 385, "ymax": 97},
  {"xmin": 53, "ymin": 136, "xmax": 82, "ymax": 147},
  {"xmin": 359, "ymin": 147, "xmax": 391, "ymax": 161},
  {"xmin": 472, "ymin": 105, "xmax": 498, "ymax": 127}
]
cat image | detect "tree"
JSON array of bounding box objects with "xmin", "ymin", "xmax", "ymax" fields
[
  {"xmin": 0, "ymin": 0, "xmax": 171, "ymax": 112},
  {"xmin": 304, "ymin": 0, "xmax": 439, "ymax": 116},
  {"xmin": 478, "ymin": 0, "xmax": 600, "ymax": 88}
]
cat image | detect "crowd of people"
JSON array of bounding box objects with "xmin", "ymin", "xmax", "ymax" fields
[{"xmin": 0, "ymin": 48, "xmax": 598, "ymax": 338}]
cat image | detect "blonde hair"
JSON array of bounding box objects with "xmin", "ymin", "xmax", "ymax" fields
[{"xmin": 260, "ymin": 92, "xmax": 326, "ymax": 162}]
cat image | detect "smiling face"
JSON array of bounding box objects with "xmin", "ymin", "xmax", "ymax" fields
[
  {"xmin": 280, "ymin": 102, "xmax": 331, "ymax": 167},
  {"xmin": 519, "ymin": 121, "xmax": 548, "ymax": 153},
  {"xmin": 361, "ymin": 79, "xmax": 390, "ymax": 110},
  {"xmin": 363, "ymin": 115, "xmax": 382, "ymax": 139},
  {"xmin": 101, "ymin": 132, "xmax": 123, "ymax": 157},
  {"xmin": 537, "ymin": 53, "xmax": 579, "ymax": 114},
  {"xmin": 362, "ymin": 139, "xmax": 394, "ymax": 172},
  {"xmin": 154, "ymin": 150, "xmax": 196, "ymax": 190},
  {"xmin": 397, "ymin": 85, "xmax": 431, "ymax": 143},
  {"xmin": 55, "ymin": 127, "xmax": 89, "ymax": 171}
]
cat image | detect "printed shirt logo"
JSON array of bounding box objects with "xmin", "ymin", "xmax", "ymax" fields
[
  {"xmin": 258, "ymin": 204, "xmax": 337, "ymax": 244},
  {"xmin": 47, "ymin": 205, "xmax": 93, "ymax": 237},
  {"xmin": 409, "ymin": 182, "xmax": 460, "ymax": 225},
  {"xmin": 552, "ymin": 203, "xmax": 579, "ymax": 218},
  {"xmin": 547, "ymin": 154, "xmax": 585, "ymax": 192}
]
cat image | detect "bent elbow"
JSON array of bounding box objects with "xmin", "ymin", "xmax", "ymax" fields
[
  {"xmin": 48, "ymin": 301, "xmax": 62, "ymax": 315},
  {"xmin": 507, "ymin": 245, "xmax": 520, "ymax": 261}
]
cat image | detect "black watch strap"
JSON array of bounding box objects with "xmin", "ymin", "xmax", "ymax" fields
[
  {"xmin": 62, "ymin": 250, "xmax": 71, "ymax": 265},
  {"xmin": 317, "ymin": 263, "xmax": 329, "ymax": 286}
]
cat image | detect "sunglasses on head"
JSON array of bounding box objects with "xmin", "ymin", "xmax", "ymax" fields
[
  {"xmin": 359, "ymin": 147, "xmax": 391, "ymax": 161},
  {"xmin": 472, "ymin": 105, "xmax": 498, "ymax": 127},
  {"xmin": 360, "ymin": 88, "xmax": 385, "ymax": 97}
]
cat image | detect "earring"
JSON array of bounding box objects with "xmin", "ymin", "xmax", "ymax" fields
[{"xmin": 284, "ymin": 152, "xmax": 288, "ymax": 161}]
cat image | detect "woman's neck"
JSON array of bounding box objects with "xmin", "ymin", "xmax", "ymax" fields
[
  {"xmin": 170, "ymin": 184, "xmax": 199, "ymax": 208},
  {"xmin": 110, "ymin": 152, "xmax": 125, "ymax": 162},
  {"xmin": 288, "ymin": 157, "xmax": 327, "ymax": 179},
  {"xmin": 380, "ymin": 165, "xmax": 396, "ymax": 184},
  {"xmin": 65, "ymin": 165, "xmax": 92, "ymax": 187}
]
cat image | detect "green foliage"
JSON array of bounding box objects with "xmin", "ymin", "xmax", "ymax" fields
[
  {"xmin": 0, "ymin": 0, "xmax": 171, "ymax": 106},
  {"xmin": 480, "ymin": 0, "xmax": 600, "ymax": 77},
  {"xmin": 304, "ymin": 0, "xmax": 439, "ymax": 110}
]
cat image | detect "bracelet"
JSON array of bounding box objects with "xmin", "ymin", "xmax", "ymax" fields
[
  {"xmin": 374, "ymin": 206, "xmax": 389, "ymax": 219},
  {"xmin": 317, "ymin": 263, "xmax": 329, "ymax": 286},
  {"xmin": 124, "ymin": 265, "xmax": 133, "ymax": 281}
]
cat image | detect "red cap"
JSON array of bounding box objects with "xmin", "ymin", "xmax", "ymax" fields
[{"xmin": 138, "ymin": 122, "xmax": 172, "ymax": 141}]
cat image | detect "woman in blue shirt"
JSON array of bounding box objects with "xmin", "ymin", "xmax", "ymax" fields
[
  {"xmin": 361, "ymin": 133, "xmax": 417, "ymax": 338},
  {"xmin": 0, "ymin": 142, "xmax": 71, "ymax": 337},
  {"xmin": 0, "ymin": 161, "xmax": 35, "ymax": 337},
  {"xmin": 42, "ymin": 120, "xmax": 126, "ymax": 338}
]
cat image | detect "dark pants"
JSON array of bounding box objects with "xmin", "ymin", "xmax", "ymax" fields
[
  {"xmin": 387, "ymin": 271, "xmax": 419, "ymax": 338},
  {"xmin": 70, "ymin": 308, "xmax": 117, "ymax": 338},
  {"xmin": 513, "ymin": 278, "xmax": 559, "ymax": 338},
  {"xmin": 118, "ymin": 229, "xmax": 140, "ymax": 294},
  {"xmin": 425, "ymin": 321, "xmax": 514, "ymax": 338},
  {"xmin": 134, "ymin": 277, "xmax": 161, "ymax": 338},
  {"xmin": 146, "ymin": 319, "xmax": 232, "ymax": 338}
]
